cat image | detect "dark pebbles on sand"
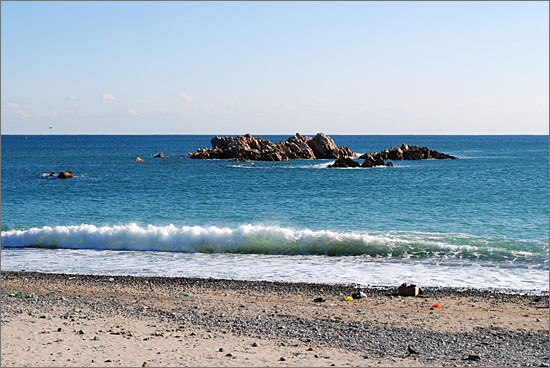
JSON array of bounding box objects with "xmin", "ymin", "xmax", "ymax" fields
[{"xmin": 2, "ymin": 271, "xmax": 548, "ymax": 367}]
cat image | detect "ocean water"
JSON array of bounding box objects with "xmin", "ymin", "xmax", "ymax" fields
[{"xmin": 1, "ymin": 135, "xmax": 548, "ymax": 292}]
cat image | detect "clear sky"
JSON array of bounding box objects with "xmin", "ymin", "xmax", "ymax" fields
[{"xmin": 1, "ymin": 1, "xmax": 548, "ymax": 135}]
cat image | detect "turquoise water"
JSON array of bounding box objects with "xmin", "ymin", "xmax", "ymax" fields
[{"xmin": 1, "ymin": 135, "xmax": 548, "ymax": 291}]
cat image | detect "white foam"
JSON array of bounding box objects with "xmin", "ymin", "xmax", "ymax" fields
[{"xmin": 1, "ymin": 224, "xmax": 545, "ymax": 263}]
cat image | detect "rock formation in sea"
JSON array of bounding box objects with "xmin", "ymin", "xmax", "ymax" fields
[
  {"xmin": 327, "ymin": 143, "xmax": 457, "ymax": 168},
  {"xmin": 57, "ymin": 171, "xmax": 73, "ymax": 179},
  {"xmin": 328, "ymin": 157, "xmax": 361, "ymax": 168},
  {"xmin": 360, "ymin": 144, "xmax": 457, "ymax": 161},
  {"xmin": 188, "ymin": 133, "xmax": 357, "ymax": 161}
]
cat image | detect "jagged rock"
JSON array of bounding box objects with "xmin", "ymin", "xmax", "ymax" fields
[
  {"xmin": 338, "ymin": 146, "xmax": 357, "ymax": 158},
  {"xmin": 360, "ymin": 153, "xmax": 385, "ymax": 168},
  {"xmin": 385, "ymin": 162, "xmax": 394, "ymax": 167},
  {"xmin": 362, "ymin": 144, "xmax": 457, "ymax": 161},
  {"xmin": 189, "ymin": 133, "xmax": 355, "ymax": 161},
  {"xmin": 57, "ymin": 171, "xmax": 73, "ymax": 179},
  {"xmin": 154, "ymin": 152, "xmax": 164, "ymax": 158},
  {"xmin": 135, "ymin": 157, "xmax": 144, "ymax": 162},
  {"xmin": 307, "ymin": 133, "xmax": 340, "ymax": 159},
  {"xmin": 328, "ymin": 157, "xmax": 360, "ymax": 168}
]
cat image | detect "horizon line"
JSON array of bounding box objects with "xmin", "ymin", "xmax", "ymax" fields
[{"xmin": 1, "ymin": 133, "xmax": 548, "ymax": 137}]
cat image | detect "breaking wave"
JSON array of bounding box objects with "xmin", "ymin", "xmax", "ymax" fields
[{"xmin": 1, "ymin": 224, "xmax": 546, "ymax": 264}]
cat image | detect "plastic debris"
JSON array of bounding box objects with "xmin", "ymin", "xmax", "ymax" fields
[
  {"xmin": 25, "ymin": 294, "xmax": 34, "ymax": 299},
  {"xmin": 431, "ymin": 303, "xmax": 442, "ymax": 308},
  {"xmin": 108, "ymin": 278, "xmax": 114, "ymax": 282},
  {"xmin": 179, "ymin": 292, "xmax": 190, "ymax": 297},
  {"xmin": 9, "ymin": 292, "xmax": 23, "ymax": 297},
  {"xmin": 352, "ymin": 288, "xmax": 367, "ymax": 299},
  {"xmin": 223, "ymin": 293, "xmax": 228, "ymax": 296},
  {"xmin": 344, "ymin": 296, "xmax": 353, "ymax": 301}
]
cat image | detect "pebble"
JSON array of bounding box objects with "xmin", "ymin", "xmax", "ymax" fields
[
  {"xmin": 252, "ymin": 342, "xmax": 258, "ymax": 347},
  {"xmin": 279, "ymin": 357, "xmax": 286, "ymax": 361}
]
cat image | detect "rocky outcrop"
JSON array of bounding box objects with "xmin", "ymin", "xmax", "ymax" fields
[
  {"xmin": 136, "ymin": 157, "xmax": 144, "ymax": 162},
  {"xmin": 328, "ymin": 157, "xmax": 360, "ymax": 168},
  {"xmin": 360, "ymin": 153, "xmax": 386, "ymax": 168},
  {"xmin": 189, "ymin": 133, "xmax": 356, "ymax": 161},
  {"xmin": 57, "ymin": 171, "xmax": 73, "ymax": 179},
  {"xmin": 360, "ymin": 144, "xmax": 457, "ymax": 161},
  {"xmin": 330, "ymin": 143, "xmax": 456, "ymax": 168},
  {"xmin": 154, "ymin": 152, "xmax": 164, "ymax": 158},
  {"xmin": 307, "ymin": 133, "xmax": 340, "ymax": 159}
]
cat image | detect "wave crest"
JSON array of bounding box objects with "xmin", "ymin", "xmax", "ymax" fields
[{"xmin": 1, "ymin": 223, "xmax": 546, "ymax": 262}]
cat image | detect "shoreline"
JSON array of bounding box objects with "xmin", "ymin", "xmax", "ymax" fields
[
  {"xmin": 2, "ymin": 270, "xmax": 549, "ymax": 296},
  {"xmin": 2, "ymin": 271, "xmax": 549, "ymax": 367}
]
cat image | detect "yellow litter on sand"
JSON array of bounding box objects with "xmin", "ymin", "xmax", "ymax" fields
[{"xmin": 344, "ymin": 296, "xmax": 353, "ymax": 301}]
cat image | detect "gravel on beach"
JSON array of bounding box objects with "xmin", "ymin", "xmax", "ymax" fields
[{"xmin": 2, "ymin": 271, "xmax": 548, "ymax": 367}]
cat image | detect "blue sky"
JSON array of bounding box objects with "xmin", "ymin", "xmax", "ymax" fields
[{"xmin": 1, "ymin": 1, "xmax": 548, "ymax": 134}]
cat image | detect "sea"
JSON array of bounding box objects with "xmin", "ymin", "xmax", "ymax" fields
[{"xmin": 1, "ymin": 135, "xmax": 548, "ymax": 293}]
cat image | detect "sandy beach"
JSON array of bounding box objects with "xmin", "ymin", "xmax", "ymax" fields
[{"xmin": 1, "ymin": 271, "xmax": 548, "ymax": 367}]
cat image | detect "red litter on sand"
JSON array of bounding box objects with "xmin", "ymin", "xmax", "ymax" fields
[{"xmin": 431, "ymin": 303, "xmax": 443, "ymax": 308}]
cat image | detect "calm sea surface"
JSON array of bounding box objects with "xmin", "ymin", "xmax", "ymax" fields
[{"xmin": 1, "ymin": 135, "xmax": 548, "ymax": 292}]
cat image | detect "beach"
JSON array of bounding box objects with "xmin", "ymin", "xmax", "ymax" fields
[{"xmin": 1, "ymin": 271, "xmax": 548, "ymax": 367}]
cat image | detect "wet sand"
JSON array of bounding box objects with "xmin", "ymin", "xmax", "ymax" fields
[{"xmin": 1, "ymin": 271, "xmax": 548, "ymax": 367}]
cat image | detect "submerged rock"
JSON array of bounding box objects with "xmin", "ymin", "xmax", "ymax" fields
[
  {"xmin": 328, "ymin": 157, "xmax": 360, "ymax": 168},
  {"xmin": 57, "ymin": 171, "xmax": 73, "ymax": 179}
]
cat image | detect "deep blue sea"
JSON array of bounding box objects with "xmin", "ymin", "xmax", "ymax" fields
[{"xmin": 1, "ymin": 135, "xmax": 548, "ymax": 292}]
